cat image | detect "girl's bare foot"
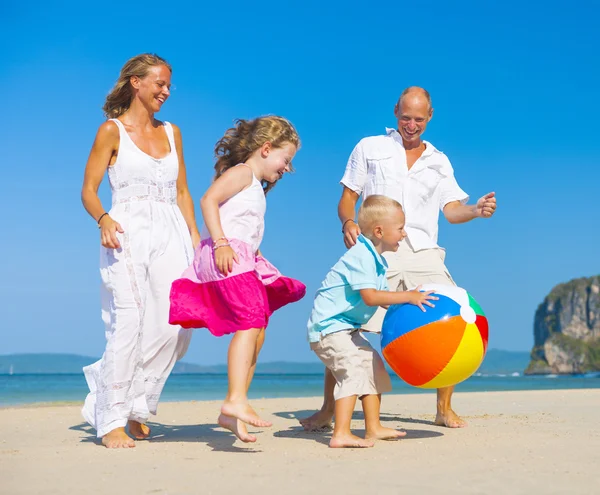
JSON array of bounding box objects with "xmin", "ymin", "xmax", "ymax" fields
[
  {"xmin": 435, "ymin": 408, "xmax": 467, "ymax": 428},
  {"xmin": 330, "ymin": 433, "xmax": 374, "ymax": 448},
  {"xmin": 299, "ymin": 409, "xmax": 334, "ymax": 431},
  {"xmin": 218, "ymin": 413, "xmax": 257, "ymax": 443},
  {"xmin": 365, "ymin": 426, "xmax": 406, "ymax": 441},
  {"xmin": 101, "ymin": 427, "xmax": 135, "ymax": 449},
  {"xmin": 128, "ymin": 420, "xmax": 151, "ymax": 440},
  {"xmin": 221, "ymin": 402, "xmax": 272, "ymax": 428}
]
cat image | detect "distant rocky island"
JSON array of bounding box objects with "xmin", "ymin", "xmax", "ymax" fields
[{"xmin": 526, "ymin": 275, "xmax": 600, "ymax": 374}]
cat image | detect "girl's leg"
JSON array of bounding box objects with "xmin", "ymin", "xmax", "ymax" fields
[
  {"xmin": 246, "ymin": 328, "xmax": 265, "ymax": 391},
  {"xmin": 330, "ymin": 395, "xmax": 374, "ymax": 448},
  {"xmin": 221, "ymin": 327, "xmax": 272, "ymax": 427},
  {"xmin": 218, "ymin": 327, "xmax": 270, "ymax": 443},
  {"xmin": 362, "ymin": 394, "xmax": 406, "ymax": 440}
]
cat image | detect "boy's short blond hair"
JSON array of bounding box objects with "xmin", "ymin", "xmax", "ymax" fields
[{"xmin": 357, "ymin": 195, "xmax": 404, "ymax": 238}]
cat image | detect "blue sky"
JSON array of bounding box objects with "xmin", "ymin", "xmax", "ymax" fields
[{"xmin": 1, "ymin": 0, "xmax": 599, "ymax": 365}]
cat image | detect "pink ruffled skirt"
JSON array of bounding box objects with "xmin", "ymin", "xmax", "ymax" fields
[{"xmin": 169, "ymin": 238, "xmax": 306, "ymax": 336}]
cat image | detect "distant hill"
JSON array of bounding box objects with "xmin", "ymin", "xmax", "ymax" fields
[
  {"xmin": 0, "ymin": 349, "xmax": 530, "ymax": 375},
  {"xmin": 527, "ymin": 275, "xmax": 600, "ymax": 374}
]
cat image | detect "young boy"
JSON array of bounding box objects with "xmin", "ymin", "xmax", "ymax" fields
[{"xmin": 307, "ymin": 195, "xmax": 437, "ymax": 448}]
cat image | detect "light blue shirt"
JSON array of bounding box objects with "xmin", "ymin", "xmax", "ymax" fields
[{"xmin": 307, "ymin": 235, "xmax": 389, "ymax": 343}]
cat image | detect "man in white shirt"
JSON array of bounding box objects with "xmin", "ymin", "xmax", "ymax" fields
[{"xmin": 301, "ymin": 87, "xmax": 496, "ymax": 430}]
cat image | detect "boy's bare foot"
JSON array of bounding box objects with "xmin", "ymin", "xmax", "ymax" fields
[
  {"xmin": 365, "ymin": 426, "xmax": 406, "ymax": 441},
  {"xmin": 101, "ymin": 427, "xmax": 135, "ymax": 449},
  {"xmin": 330, "ymin": 433, "xmax": 374, "ymax": 449},
  {"xmin": 218, "ymin": 413, "xmax": 257, "ymax": 443},
  {"xmin": 221, "ymin": 402, "xmax": 272, "ymax": 428},
  {"xmin": 299, "ymin": 409, "xmax": 334, "ymax": 431},
  {"xmin": 128, "ymin": 420, "xmax": 151, "ymax": 440},
  {"xmin": 435, "ymin": 408, "xmax": 467, "ymax": 428}
]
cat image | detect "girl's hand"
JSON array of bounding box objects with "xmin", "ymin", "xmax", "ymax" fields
[
  {"xmin": 99, "ymin": 215, "xmax": 124, "ymax": 249},
  {"xmin": 407, "ymin": 286, "xmax": 438, "ymax": 312},
  {"xmin": 215, "ymin": 245, "xmax": 239, "ymax": 275}
]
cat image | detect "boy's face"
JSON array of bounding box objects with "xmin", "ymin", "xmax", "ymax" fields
[{"xmin": 374, "ymin": 209, "xmax": 407, "ymax": 252}]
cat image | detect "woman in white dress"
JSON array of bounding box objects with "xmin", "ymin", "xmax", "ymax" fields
[{"xmin": 80, "ymin": 53, "xmax": 200, "ymax": 448}]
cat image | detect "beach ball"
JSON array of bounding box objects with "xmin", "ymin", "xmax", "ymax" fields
[{"xmin": 381, "ymin": 284, "xmax": 488, "ymax": 389}]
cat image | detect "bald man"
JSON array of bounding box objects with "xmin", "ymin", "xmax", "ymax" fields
[{"xmin": 301, "ymin": 87, "xmax": 496, "ymax": 430}]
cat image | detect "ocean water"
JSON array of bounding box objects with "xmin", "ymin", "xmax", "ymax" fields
[{"xmin": 1, "ymin": 372, "xmax": 599, "ymax": 407}]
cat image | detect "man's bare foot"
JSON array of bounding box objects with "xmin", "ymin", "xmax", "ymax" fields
[
  {"xmin": 299, "ymin": 409, "xmax": 334, "ymax": 431},
  {"xmin": 101, "ymin": 427, "xmax": 135, "ymax": 449},
  {"xmin": 128, "ymin": 420, "xmax": 151, "ymax": 440},
  {"xmin": 330, "ymin": 433, "xmax": 374, "ymax": 449},
  {"xmin": 221, "ymin": 402, "xmax": 272, "ymax": 428},
  {"xmin": 435, "ymin": 408, "xmax": 468, "ymax": 428},
  {"xmin": 218, "ymin": 413, "xmax": 257, "ymax": 443},
  {"xmin": 365, "ymin": 426, "xmax": 407, "ymax": 441}
]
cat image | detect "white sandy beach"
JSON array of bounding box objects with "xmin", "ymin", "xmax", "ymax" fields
[{"xmin": 1, "ymin": 389, "xmax": 599, "ymax": 495}]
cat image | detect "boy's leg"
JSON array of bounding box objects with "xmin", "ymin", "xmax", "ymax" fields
[
  {"xmin": 362, "ymin": 394, "xmax": 406, "ymax": 440},
  {"xmin": 299, "ymin": 367, "xmax": 336, "ymax": 431},
  {"xmin": 330, "ymin": 395, "xmax": 374, "ymax": 448}
]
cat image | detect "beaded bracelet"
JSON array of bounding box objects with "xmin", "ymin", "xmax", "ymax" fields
[
  {"xmin": 213, "ymin": 237, "xmax": 228, "ymax": 245},
  {"xmin": 213, "ymin": 243, "xmax": 230, "ymax": 251},
  {"xmin": 97, "ymin": 212, "xmax": 109, "ymax": 228}
]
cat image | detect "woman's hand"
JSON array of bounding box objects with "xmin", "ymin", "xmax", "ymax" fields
[
  {"xmin": 99, "ymin": 215, "xmax": 124, "ymax": 249},
  {"xmin": 191, "ymin": 230, "xmax": 201, "ymax": 249}
]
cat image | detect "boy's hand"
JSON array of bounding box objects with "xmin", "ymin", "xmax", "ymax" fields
[
  {"xmin": 407, "ymin": 286, "xmax": 439, "ymax": 312},
  {"xmin": 215, "ymin": 245, "xmax": 239, "ymax": 275}
]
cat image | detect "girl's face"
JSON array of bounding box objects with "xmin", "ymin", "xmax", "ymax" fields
[{"xmin": 261, "ymin": 142, "xmax": 297, "ymax": 183}]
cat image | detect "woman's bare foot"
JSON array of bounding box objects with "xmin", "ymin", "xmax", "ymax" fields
[
  {"xmin": 218, "ymin": 413, "xmax": 257, "ymax": 443},
  {"xmin": 128, "ymin": 420, "xmax": 151, "ymax": 440},
  {"xmin": 365, "ymin": 425, "xmax": 406, "ymax": 441},
  {"xmin": 329, "ymin": 433, "xmax": 374, "ymax": 449},
  {"xmin": 435, "ymin": 408, "xmax": 467, "ymax": 428},
  {"xmin": 299, "ymin": 409, "xmax": 334, "ymax": 431},
  {"xmin": 221, "ymin": 402, "xmax": 272, "ymax": 428},
  {"xmin": 101, "ymin": 427, "xmax": 135, "ymax": 449}
]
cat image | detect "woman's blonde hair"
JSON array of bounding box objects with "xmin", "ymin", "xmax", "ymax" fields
[
  {"xmin": 103, "ymin": 53, "xmax": 171, "ymax": 119},
  {"xmin": 214, "ymin": 116, "xmax": 300, "ymax": 194}
]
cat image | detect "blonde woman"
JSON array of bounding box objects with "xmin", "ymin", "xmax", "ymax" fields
[{"xmin": 81, "ymin": 53, "xmax": 200, "ymax": 448}]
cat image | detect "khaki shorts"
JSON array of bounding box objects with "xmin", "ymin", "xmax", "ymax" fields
[
  {"xmin": 310, "ymin": 330, "xmax": 392, "ymax": 401},
  {"xmin": 362, "ymin": 240, "xmax": 457, "ymax": 333}
]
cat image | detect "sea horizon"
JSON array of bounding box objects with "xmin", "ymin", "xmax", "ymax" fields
[{"xmin": 2, "ymin": 370, "xmax": 599, "ymax": 408}]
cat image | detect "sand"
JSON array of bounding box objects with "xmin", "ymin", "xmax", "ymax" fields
[{"xmin": 1, "ymin": 389, "xmax": 599, "ymax": 494}]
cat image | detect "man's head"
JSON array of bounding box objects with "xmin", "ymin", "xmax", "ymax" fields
[
  {"xmin": 394, "ymin": 87, "xmax": 433, "ymax": 147},
  {"xmin": 357, "ymin": 195, "xmax": 406, "ymax": 252}
]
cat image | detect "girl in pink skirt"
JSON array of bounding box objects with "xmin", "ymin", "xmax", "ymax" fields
[{"xmin": 169, "ymin": 116, "xmax": 306, "ymax": 442}]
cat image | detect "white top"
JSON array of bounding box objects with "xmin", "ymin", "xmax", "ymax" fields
[
  {"xmin": 200, "ymin": 165, "xmax": 266, "ymax": 253},
  {"xmin": 340, "ymin": 128, "xmax": 468, "ymax": 251},
  {"xmin": 108, "ymin": 119, "xmax": 179, "ymax": 206}
]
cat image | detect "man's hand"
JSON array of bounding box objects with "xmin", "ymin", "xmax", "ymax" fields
[
  {"xmin": 476, "ymin": 192, "xmax": 497, "ymax": 218},
  {"xmin": 342, "ymin": 220, "xmax": 361, "ymax": 248}
]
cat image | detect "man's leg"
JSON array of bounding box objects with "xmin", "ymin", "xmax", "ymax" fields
[
  {"xmin": 400, "ymin": 244, "xmax": 467, "ymax": 428},
  {"xmin": 299, "ymin": 367, "xmax": 336, "ymax": 430}
]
